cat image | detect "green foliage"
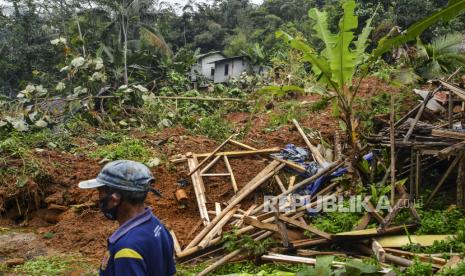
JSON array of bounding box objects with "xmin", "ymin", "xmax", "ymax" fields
[
  {"xmin": 222, "ymin": 231, "xmax": 276, "ymax": 257},
  {"xmin": 266, "ymin": 101, "xmax": 309, "ymax": 131},
  {"xmin": 192, "ymin": 114, "xmax": 233, "ymax": 141},
  {"xmin": 438, "ymin": 262, "xmax": 465, "ymax": 276},
  {"xmin": 415, "ymin": 208, "xmax": 464, "ymax": 235},
  {"xmin": 399, "ymin": 258, "xmax": 433, "ymax": 276},
  {"xmin": 89, "ymin": 137, "xmax": 152, "ymax": 163},
  {"xmin": 414, "ymin": 33, "xmax": 465, "ymax": 79},
  {"xmin": 372, "ymin": 0, "xmax": 465, "ymax": 59},
  {"xmin": 312, "ymin": 207, "xmax": 363, "ymax": 234},
  {"xmin": 11, "ymin": 255, "xmax": 96, "ymax": 275},
  {"xmin": 296, "ymin": 256, "xmax": 380, "ymax": 275}
]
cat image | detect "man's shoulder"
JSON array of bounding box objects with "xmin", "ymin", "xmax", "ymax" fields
[{"xmin": 112, "ymin": 215, "xmax": 171, "ymax": 249}]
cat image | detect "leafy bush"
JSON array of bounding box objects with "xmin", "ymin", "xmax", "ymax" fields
[
  {"xmin": 438, "ymin": 262, "xmax": 465, "ymax": 276},
  {"xmin": 312, "ymin": 209, "xmax": 363, "ymax": 235},
  {"xmin": 89, "ymin": 138, "xmax": 152, "ymax": 163},
  {"xmin": 415, "ymin": 208, "xmax": 464, "ymax": 235},
  {"xmin": 192, "ymin": 114, "xmax": 233, "ymax": 141},
  {"xmin": 400, "ymin": 259, "xmax": 433, "ymax": 276}
]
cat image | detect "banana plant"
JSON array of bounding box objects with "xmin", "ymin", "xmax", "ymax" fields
[{"xmin": 267, "ymin": 0, "xmax": 465, "ymax": 148}]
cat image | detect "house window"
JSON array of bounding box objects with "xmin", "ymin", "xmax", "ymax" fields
[
  {"xmin": 224, "ymin": 64, "xmax": 229, "ymax": 76},
  {"xmin": 211, "ymin": 68, "xmax": 215, "ymax": 76}
]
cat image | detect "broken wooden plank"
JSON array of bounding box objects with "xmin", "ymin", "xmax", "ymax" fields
[
  {"xmin": 197, "ymin": 231, "xmax": 272, "ymax": 276},
  {"xmin": 187, "ymin": 155, "xmax": 210, "ymax": 226},
  {"xmin": 457, "ymin": 155, "xmax": 465, "ymax": 208},
  {"xmin": 185, "ymin": 162, "xmax": 285, "ymax": 249},
  {"xmin": 334, "ymin": 224, "xmax": 417, "ymax": 239},
  {"xmin": 171, "ymin": 148, "xmax": 280, "ymax": 163},
  {"xmin": 188, "ymin": 134, "xmax": 236, "ymax": 177},
  {"xmin": 371, "ymin": 239, "xmax": 386, "ymax": 262},
  {"xmin": 233, "ymin": 204, "xmax": 257, "ymax": 228},
  {"xmin": 228, "ymin": 139, "xmax": 257, "ymax": 150},
  {"xmin": 271, "ymin": 156, "xmax": 307, "ymax": 173},
  {"xmin": 385, "ymin": 248, "xmax": 447, "ymax": 267},
  {"xmin": 426, "ymin": 153, "xmax": 462, "ymax": 204},
  {"xmin": 200, "ymin": 155, "xmax": 222, "ymax": 175},
  {"xmin": 438, "ymin": 79, "xmax": 465, "ymax": 101},
  {"xmin": 438, "ymin": 141, "xmax": 465, "ymax": 159},
  {"xmin": 228, "ymin": 160, "xmax": 282, "ymax": 204},
  {"xmin": 355, "ymin": 213, "xmax": 371, "ymax": 230},
  {"xmin": 250, "ymin": 161, "xmax": 344, "ymax": 215},
  {"xmin": 377, "ymin": 235, "xmax": 454, "ymax": 247},
  {"xmin": 262, "ymin": 253, "xmax": 346, "ymax": 267},
  {"xmin": 274, "ymin": 175, "xmax": 287, "ymax": 193},
  {"xmin": 198, "ymin": 206, "xmax": 239, "ymax": 248},
  {"xmin": 170, "ymin": 230, "xmax": 182, "ymax": 256},
  {"xmin": 223, "ymin": 155, "xmax": 238, "ymax": 193},
  {"xmin": 278, "ymin": 215, "xmax": 332, "ymax": 240},
  {"xmin": 200, "ymin": 173, "xmax": 231, "ymax": 177},
  {"xmin": 292, "ymin": 119, "xmax": 327, "ymax": 167},
  {"xmin": 432, "ymin": 129, "xmax": 465, "ymax": 140}
]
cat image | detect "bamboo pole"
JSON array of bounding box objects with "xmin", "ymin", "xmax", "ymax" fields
[
  {"xmin": 292, "ymin": 119, "xmax": 327, "ymax": 167},
  {"xmin": 224, "ymin": 155, "xmax": 238, "ymax": 193},
  {"xmin": 188, "ymin": 134, "xmax": 236, "ymax": 177},
  {"xmin": 198, "ymin": 206, "xmax": 239, "ymax": 248},
  {"xmin": 390, "ymin": 92, "xmax": 396, "ymax": 204},
  {"xmin": 197, "ymin": 231, "xmax": 272, "ymax": 276},
  {"xmin": 184, "ymin": 163, "xmax": 285, "ymax": 250}
]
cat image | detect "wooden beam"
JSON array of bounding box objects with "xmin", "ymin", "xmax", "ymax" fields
[
  {"xmin": 426, "ymin": 153, "xmax": 462, "ymax": 204},
  {"xmin": 198, "ymin": 206, "xmax": 239, "ymax": 248},
  {"xmin": 200, "ymin": 173, "xmax": 231, "ymax": 177},
  {"xmin": 271, "ymin": 156, "xmax": 307, "ymax": 173},
  {"xmin": 244, "ymin": 217, "xmax": 281, "ymax": 233},
  {"xmin": 371, "ymin": 239, "xmax": 386, "ymax": 262},
  {"xmin": 200, "ymin": 155, "xmax": 222, "ymax": 175},
  {"xmin": 274, "ymin": 175, "xmax": 287, "ymax": 193},
  {"xmin": 278, "ymin": 215, "xmax": 332, "ymax": 240},
  {"xmin": 187, "ymin": 156, "xmax": 210, "ymax": 226},
  {"xmin": 438, "ymin": 141, "xmax": 465, "ymax": 159},
  {"xmin": 170, "ymin": 230, "xmax": 182, "ymax": 256},
  {"xmin": 197, "ymin": 232, "xmax": 272, "ymax": 276},
  {"xmin": 185, "ymin": 162, "xmax": 285, "ymax": 249},
  {"xmin": 292, "ymin": 119, "xmax": 327, "ymax": 167},
  {"xmin": 171, "ymin": 148, "xmax": 280, "ymax": 163},
  {"xmin": 223, "ymin": 155, "xmax": 238, "ymax": 193},
  {"xmin": 432, "ymin": 129, "xmax": 465, "ymax": 140},
  {"xmin": 457, "ymin": 155, "xmax": 465, "ymax": 209},
  {"xmin": 188, "ymin": 134, "xmax": 235, "ymax": 177}
]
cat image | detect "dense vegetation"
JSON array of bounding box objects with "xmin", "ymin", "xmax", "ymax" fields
[{"xmin": 1, "ymin": 0, "xmax": 465, "ymax": 275}]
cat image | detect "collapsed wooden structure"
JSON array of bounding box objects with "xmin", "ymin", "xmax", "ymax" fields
[{"xmin": 168, "ymin": 78, "xmax": 465, "ymax": 274}]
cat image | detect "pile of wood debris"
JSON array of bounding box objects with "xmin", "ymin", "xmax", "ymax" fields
[{"xmin": 168, "ymin": 77, "xmax": 465, "ymax": 274}]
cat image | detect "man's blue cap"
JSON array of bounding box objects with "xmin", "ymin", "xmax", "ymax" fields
[{"xmin": 79, "ymin": 160, "xmax": 161, "ymax": 196}]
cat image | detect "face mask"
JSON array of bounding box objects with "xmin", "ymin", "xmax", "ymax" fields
[{"xmin": 99, "ymin": 192, "xmax": 120, "ymax": 221}]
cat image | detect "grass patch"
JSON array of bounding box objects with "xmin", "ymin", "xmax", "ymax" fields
[
  {"xmin": 89, "ymin": 137, "xmax": 152, "ymax": 163},
  {"xmin": 9, "ymin": 255, "xmax": 96, "ymax": 275},
  {"xmin": 191, "ymin": 114, "xmax": 233, "ymax": 141},
  {"xmin": 176, "ymin": 261, "xmax": 307, "ymax": 276}
]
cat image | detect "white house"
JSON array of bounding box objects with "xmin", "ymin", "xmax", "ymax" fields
[
  {"xmin": 191, "ymin": 53, "xmax": 266, "ymax": 84},
  {"xmin": 211, "ymin": 56, "xmax": 266, "ymax": 83},
  {"xmin": 190, "ymin": 51, "xmax": 226, "ymax": 82}
]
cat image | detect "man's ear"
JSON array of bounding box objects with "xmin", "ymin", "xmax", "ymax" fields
[{"xmin": 111, "ymin": 192, "xmax": 122, "ymax": 206}]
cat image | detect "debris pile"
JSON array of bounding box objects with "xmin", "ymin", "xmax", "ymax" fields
[{"xmin": 168, "ymin": 77, "xmax": 465, "ymax": 274}]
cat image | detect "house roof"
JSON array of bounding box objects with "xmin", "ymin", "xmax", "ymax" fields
[
  {"xmin": 197, "ymin": 51, "xmax": 226, "ymax": 60},
  {"xmin": 208, "ymin": 55, "xmax": 250, "ymax": 64}
]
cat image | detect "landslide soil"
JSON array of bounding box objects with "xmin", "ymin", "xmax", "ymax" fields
[{"xmin": 0, "ymin": 78, "xmax": 413, "ymax": 263}]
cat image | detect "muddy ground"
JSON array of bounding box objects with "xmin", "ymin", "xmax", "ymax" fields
[{"xmin": 0, "ymin": 78, "xmax": 407, "ymax": 264}]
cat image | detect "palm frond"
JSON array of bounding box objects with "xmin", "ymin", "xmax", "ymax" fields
[{"xmin": 139, "ymin": 25, "xmax": 173, "ymax": 56}]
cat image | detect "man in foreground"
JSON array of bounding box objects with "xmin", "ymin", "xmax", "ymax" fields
[{"xmin": 79, "ymin": 160, "xmax": 176, "ymax": 276}]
